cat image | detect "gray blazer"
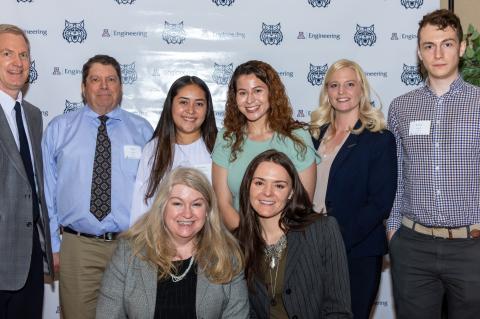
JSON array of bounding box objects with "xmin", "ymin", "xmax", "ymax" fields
[
  {"xmin": 249, "ymin": 216, "xmax": 352, "ymax": 319},
  {"xmin": 0, "ymin": 100, "xmax": 53, "ymax": 290},
  {"xmin": 96, "ymin": 239, "xmax": 249, "ymax": 319}
]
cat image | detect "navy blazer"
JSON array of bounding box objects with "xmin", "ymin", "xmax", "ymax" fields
[{"xmin": 312, "ymin": 123, "xmax": 397, "ymax": 257}]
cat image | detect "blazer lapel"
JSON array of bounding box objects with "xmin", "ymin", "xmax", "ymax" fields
[
  {"xmin": 140, "ymin": 261, "xmax": 157, "ymax": 318},
  {"xmin": 284, "ymin": 230, "xmax": 303, "ymax": 283},
  {"xmin": 328, "ymin": 120, "xmax": 362, "ymax": 181},
  {"xmin": 0, "ymin": 104, "xmax": 28, "ymax": 181},
  {"xmin": 196, "ymin": 270, "xmax": 210, "ymax": 317}
]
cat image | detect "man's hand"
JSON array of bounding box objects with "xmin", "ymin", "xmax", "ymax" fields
[
  {"xmin": 53, "ymin": 252, "xmax": 60, "ymax": 273},
  {"xmin": 387, "ymin": 230, "xmax": 397, "ymax": 242}
]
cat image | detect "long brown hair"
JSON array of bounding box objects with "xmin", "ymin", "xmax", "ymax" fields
[
  {"xmin": 145, "ymin": 76, "xmax": 217, "ymax": 202},
  {"xmin": 236, "ymin": 150, "xmax": 320, "ymax": 291},
  {"xmin": 223, "ymin": 60, "xmax": 307, "ymax": 162}
]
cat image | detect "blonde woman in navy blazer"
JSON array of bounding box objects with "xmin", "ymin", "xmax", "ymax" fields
[{"xmin": 310, "ymin": 59, "xmax": 397, "ymax": 319}]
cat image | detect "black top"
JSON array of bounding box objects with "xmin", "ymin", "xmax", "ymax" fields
[{"xmin": 154, "ymin": 257, "xmax": 197, "ymax": 318}]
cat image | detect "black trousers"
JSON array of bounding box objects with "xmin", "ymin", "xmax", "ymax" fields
[
  {"xmin": 390, "ymin": 226, "xmax": 480, "ymax": 319},
  {"xmin": 0, "ymin": 226, "xmax": 44, "ymax": 319},
  {"xmin": 348, "ymin": 255, "xmax": 383, "ymax": 319}
]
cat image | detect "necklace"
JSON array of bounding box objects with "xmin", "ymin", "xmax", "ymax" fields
[
  {"xmin": 264, "ymin": 234, "xmax": 287, "ymax": 269},
  {"xmin": 264, "ymin": 235, "xmax": 287, "ymax": 306},
  {"xmin": 170, "ymin": 256, "xmax": 194, "ymax": 282}
]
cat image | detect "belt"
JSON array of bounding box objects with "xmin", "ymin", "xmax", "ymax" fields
[
  {"xmin": 62, "ymin": 226, "xmax": 119, "ymax": 241},
  {"xmin": 402, "ymin": 217, "xmax": 480, "ymax": 239}
]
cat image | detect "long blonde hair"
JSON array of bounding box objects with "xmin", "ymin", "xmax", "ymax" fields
[
  {"xmin": 310, "ymin": 59, "xmax": 385, "ymax": 140},
  {"xmin": 124, "ymin": 167, "xmax": 244, "ymax": 284}
]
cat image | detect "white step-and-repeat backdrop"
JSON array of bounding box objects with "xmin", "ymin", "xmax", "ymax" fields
[{"xmin": 2, "ymin": 0, "xmax": 439, "ymax": 318}]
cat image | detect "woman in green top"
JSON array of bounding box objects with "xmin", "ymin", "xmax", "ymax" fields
[{"xmin": 212, "ymin": 60, "xmax": 319, "ymax": 230}]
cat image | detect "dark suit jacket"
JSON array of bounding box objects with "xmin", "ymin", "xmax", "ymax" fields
[
  {"xmin": 249, "ymin": 217, "xmax": 352, "ymax": 319},
  {"xmin": 0, "ymin": 99, "xmax": 53, "ymax": 290},
  {"xmin": 312, "ymin": 123, "xmax": 397, "ymax": 257}
]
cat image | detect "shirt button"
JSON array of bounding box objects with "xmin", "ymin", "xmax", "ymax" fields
[
  {"xmin": 285, "ymin": 288, "xmax": 292, "ymax": 295},
  {"xmin": 436, "ymin": 190, "xmax": 441, "ymax": 195},
  {"xmin": 436, "ymin": 120, "xmax": 441, "ymax": 125},
  {"xmin": 26, "ymin": 222, "xmax": 33, "ymax": 227},
  {"xmin": 435, "ymin": 165, "xmax": 440, "ymax": 171},
  {"xmin": 435, "ymin": 143, "xmax": 440, "ymax": 148}
]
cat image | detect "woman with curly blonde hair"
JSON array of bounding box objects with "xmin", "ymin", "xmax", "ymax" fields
[
  {"xmin": 96, "ymin": 167, "xmax": 248, "ymax": 318},
  {"xmin": 212, "ymin": 60, "xmax": 319, "ymax": 230},
  {"xmin": 310, "ymin": 59, "xmax": 397, "ymax": 319}
]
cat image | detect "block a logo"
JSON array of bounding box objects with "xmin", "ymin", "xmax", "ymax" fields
[
  {"xmin": 102, "ymin": 29, "xmax": 111, "ymax": 37},
  {"xmin": 401, "ymin": 64, "xmax": 422, "ymax": 86},
  {"xmin": 121, "ymin": 62, "xmax": 137, "ymax": 84},
  {"xmin": 162, "ymin": 21, "xmax": 186, "ymax": 44},
  {"xmin": 354, "ymin": 24, "xmax": 376, "ymax": 47},
  {"xmin": 307, "ymin": 63, "xmax": 328, "ymax": 86},
  {"xmin": 260, "ymin": 23, "xmax": 283, "ymax": 45},
  {"xmin": 28, "ymin": 60, "xmax": 38, "ymax": 84},
  {"xmin": 212, "ymin": 63, "xmax": 233, "ymax": 85},
  {"xmin": 64, "ymin": 100, "xmax": 83, "ymax": 114},
  {"xmin": 115, "ymin": 0, "xmax": 135, "ymax": 4},
  {"xmin": 308, "ymin": 0, "xmax": 331, "ymax": 8},
  {"xmin": 401, "ymin": 0, "xmax": 423, "ymax": 9},
  {"xmin": 212, "ymin": 0, "xmax": 235, "ymax": 6},
  {"xmin": 63, "ymin": 20, "xmax": 87, "ymax": 43}
]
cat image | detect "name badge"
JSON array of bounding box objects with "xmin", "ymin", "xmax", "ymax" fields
[
  {"xmin": 408, "ymin": 120, "xmax": 431, "ymax": 136},
  {"xmin": 124, "ymin": 145, "xmax": 142, "ymax": 159}
]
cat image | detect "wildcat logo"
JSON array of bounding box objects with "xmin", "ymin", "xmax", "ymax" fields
[
  {"xmin": 307, "ymin": 63, "xmax": 328, "ymax": 86},
  {"xmin": 400, "ymin": 64, "xmax": 422, "ymax": 86},
  {"xmin": 121, "ymin": 62, "xmax": 137, "ymax": 84},
  {"xmin": 401, "ymin": 0, "xmax": 423, "ymax": 9},
  {"xmin": 212, "ymin": 63, "xmax": 233, "ymax": 85},
  {"xmin": 17, "ymin": 0, "xmax": 32, "ymax": 2},
  {"xmin": 28, "ymin": 60, "xmax": 38, "ymax": 84},
  {"xmin": 64, "ymin": 100, "xmax": 83, "ymax": 114},
  {"xmin": 115, "ymin": 0, "xmax": 135, "ymax": 4},
  {"xmin": 63, "ymin": 20, "xmax": 87, "ymax": 43},
  {"xmin": 212, "ymin": 0, "xmax": 235, "ymax": 6},
  {"xmin": 308, "ymin": 0, "xmax": 331, "ymax": 8},
  {"xmin": 354, "ymin": 24, "xmax": 376, "ymax": 47},
  {"xmin": 260, "ymin": 23, "xmax": 283, "ymax": 45},
  {"xmin": 162, "ymin": 21, "xmax": 186, "ymax": 44}
]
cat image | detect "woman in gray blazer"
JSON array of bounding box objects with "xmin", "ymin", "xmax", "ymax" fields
[
  {"xmin": 236, "ymin": 150, "xmax": 352, "ymax": 318},
  {"xmin": 96, "ymin": 167, "xmax": 249, "ymax": 319}
]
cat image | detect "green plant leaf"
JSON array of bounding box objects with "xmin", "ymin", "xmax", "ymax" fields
[
  {"xmin": 472, "ymin": 30, "xmax": 480, "ymax": 41},
  {"xmin": 468, "ymin": 24, "xmax": 475, "ymax": 34},
  {"xmin": 465, "ymin": 47, "xmax": 475, "ymax": 58}
]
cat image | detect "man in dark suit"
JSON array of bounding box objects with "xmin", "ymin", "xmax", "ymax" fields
[{"xmin": 0, "ymin": 24, "xmax": 53, "ymax": 319}]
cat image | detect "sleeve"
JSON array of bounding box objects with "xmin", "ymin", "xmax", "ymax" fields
[
  {"xmin": 130, "ymin": 139, "xmax": 155, "ymax": 226},
  {"xmin": 41, "ymin": 120, "xmax": 61, "ymax": 253},
  {"xmin": 386, "ymin": 103, "xmax": 404, "ymax": 231},
  {"xmin": 346, "ymin": 131, "xmax": 398, "ymax": 248},
  {"xmin": 96, "ymin": 240, "xmax": 129, "ymax": 319},
  {"xmin": 221, "ymin": 271, "xmax": 250, "ymax": 319},
  {"xmin": 211, "ymin": 129, "xmax": 230, "ymax": 169},
  {"xmin": 321, "ymin": 217, "xmax": 353, "ymax": 319},
  {"xmin": 291, "ymin": 128, "xmax": 321, "ymax": 172},
  {"xmin": 140, "ymin": 119, "xmax": 154, "ymax": 142}
]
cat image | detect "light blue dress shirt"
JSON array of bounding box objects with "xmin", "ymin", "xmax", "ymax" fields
[{"xmin": 42, "ymin": 106, "xmax": 153, "ymax": 252}]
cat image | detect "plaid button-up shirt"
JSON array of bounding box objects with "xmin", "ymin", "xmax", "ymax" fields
[{"xmin": 387, "ymin": 76, "xmax": 480, "ymax": 231}]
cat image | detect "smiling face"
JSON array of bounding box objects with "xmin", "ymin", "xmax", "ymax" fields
[
  {"xmin": 417, "ymin": 24, "xmax": 466, "ymax": 84},
  {"xmin": 326, "ymin": 67, "xmax": 362, "ymax": 117},
  {"xmin": 82, "ymin": 63, "xmax": 122, "ymax": 115},
  {"xmin": 164, "ymin": 184, "xmax": 207, "ymax": 247},
  {"xmin": 249, "ymin": 161, "xmax": 293, "ymax": 223},
  {"xmin": 0, "ymin": 32, "xmax": 30, "ymax": 99},
  {"xmin": 172, "ymin": 84, "xmax": 207, "ymax": 143},
  {"xmin": 235, "ymin": 73, "xmax": 270, "ymax": 126}
]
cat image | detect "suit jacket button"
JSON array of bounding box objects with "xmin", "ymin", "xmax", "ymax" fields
[
  {"xmin": 26, "ymin": 222, "xmax": 33, "ymax": 227},
  {"xmin": 285, "ymin": 288, "xmax": 291, "ymax": 295},
  {"xmin": 292, "ymin": 316, "xmax": 298, "ymax": 319}
]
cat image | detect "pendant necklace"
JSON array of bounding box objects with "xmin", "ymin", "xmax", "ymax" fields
[
  {"xmin": 264, "ymin": 234, "xmax": 287, "ymax": 306},
  {"xmin": 170, "ymin": 256, "xmax": 194, "ymax": 282}
]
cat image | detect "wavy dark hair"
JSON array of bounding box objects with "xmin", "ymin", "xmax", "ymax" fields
[
  {"xmin": 223, "ymin": 60, "xmax": 307, "ymax": 162},
  {"xmin": 145, "ymin": 76, "xmax": 217, "ymax": 202},
  {"xmin": 417, "ymin": 9, "xmax": 463, "ymax": 44},
  {"xmin": 236, "ymin": 149, "xmax": 320, "ymax": 291}
]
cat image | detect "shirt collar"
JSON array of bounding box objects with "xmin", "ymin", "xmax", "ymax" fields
[
  {"xmin": 84, "ymin": 104, "xmax": 122, "ymax": 121},
  {"xmin": 424, "ymin": 75, "xmax": 465, "ymax": 97},
  {"xmin": 0, "ymin": 90, "xmax": 23, "ymax": 116}
]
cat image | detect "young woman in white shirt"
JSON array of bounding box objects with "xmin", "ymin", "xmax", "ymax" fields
[{"xmin": 130, "ymin": 76, "xmax": 217, "ymax": 225}]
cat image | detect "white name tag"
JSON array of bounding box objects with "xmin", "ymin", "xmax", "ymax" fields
[
  {"xmin": 124, "ymin": 145, "xmax": 142, "ymax": 159},
  {"xmin": 408, "ymin": 120, "xmax": 431, "ymax": 136}
]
